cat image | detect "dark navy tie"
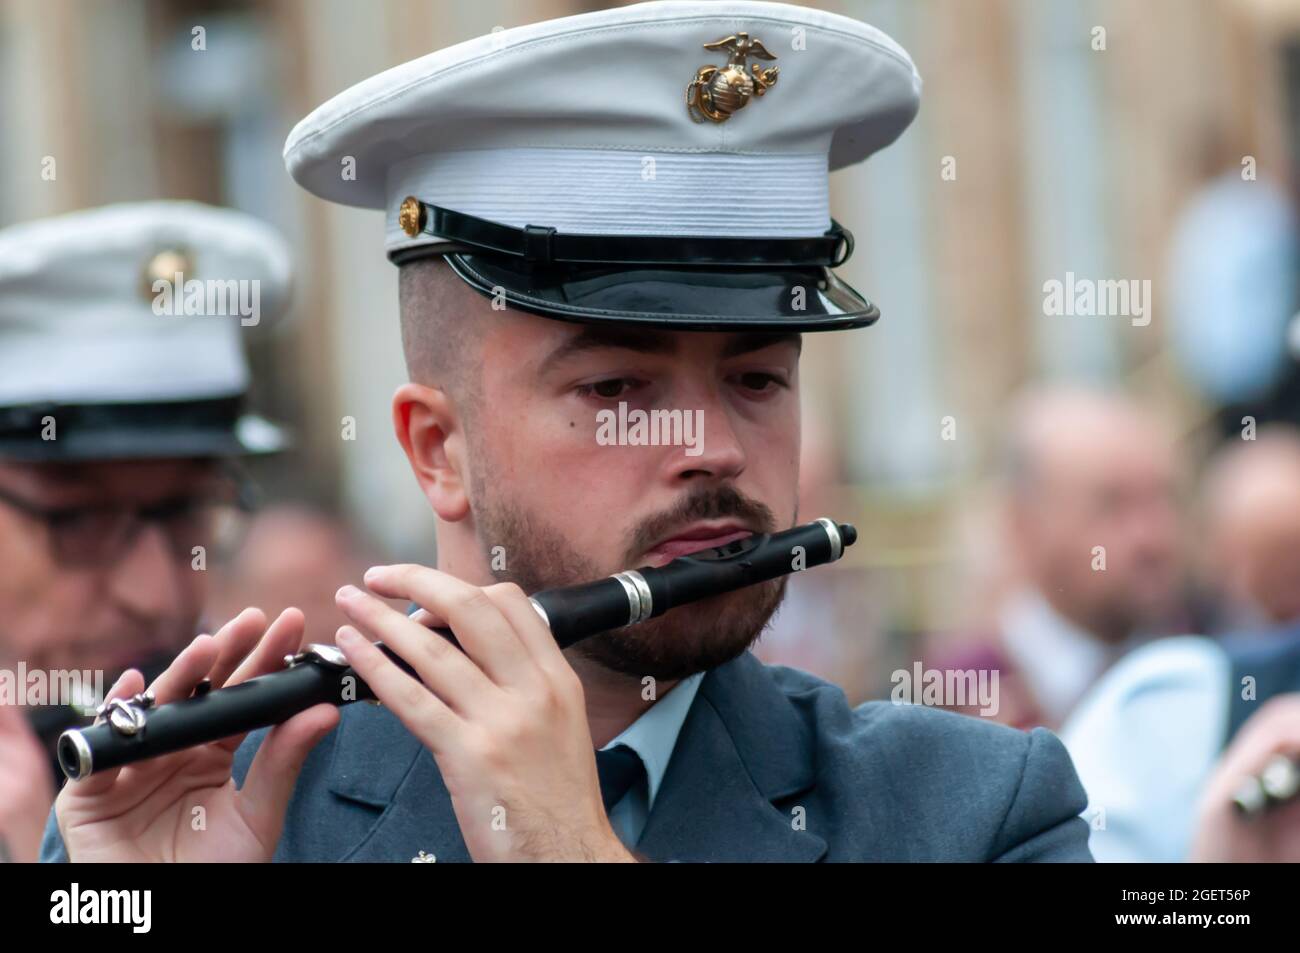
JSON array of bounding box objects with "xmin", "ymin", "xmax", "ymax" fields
[{"xmin": 596, "ymin": 744, "xmax": 645, "ymax": 812}]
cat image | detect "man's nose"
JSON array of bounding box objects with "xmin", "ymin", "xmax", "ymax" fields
[
  {"xmin": 661, "ymin": 389, "xmax": 748, "ymax": 484},
  {"xmin": 105, "ymin": 522, "xmax": 192, "ymax": 621}
]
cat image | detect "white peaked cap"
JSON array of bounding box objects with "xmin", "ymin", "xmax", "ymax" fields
[
  {"xmin": 0, "ymin": 201, "xmax": 292, "ymax": 460},
  {"xmin": 283, "ymin": 0, "xmax": 920, "ymax": 332}
]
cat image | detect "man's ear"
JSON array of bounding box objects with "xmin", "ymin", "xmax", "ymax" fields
[{"xmin": 392, "ymin": 382, "xmax": 470, "ymax": 522}]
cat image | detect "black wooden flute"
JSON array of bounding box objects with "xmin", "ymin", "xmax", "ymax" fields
[{"xmin": 58, "ymin": 517, "xmax": 855, "ymax": 780}]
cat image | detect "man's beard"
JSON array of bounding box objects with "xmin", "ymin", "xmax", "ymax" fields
[{"xmin": 471, "ymin": 471, "xmax": 790, "ymax": 680}]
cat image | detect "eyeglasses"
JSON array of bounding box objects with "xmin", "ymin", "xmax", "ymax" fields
[{"xmin": 0, "ymin": 470, "xmax": 256, "ymax": 566}]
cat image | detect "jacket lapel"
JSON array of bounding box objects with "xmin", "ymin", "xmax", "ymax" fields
[
  {"xmin": 636, "ymin": 652, "xmax": 828, "ymax": 862},
  {"xmin": 324, "ymin": 703, "xmax": 471, "ymax": 863},
  {"xmin": 324, "ymin": 651, "xmax": 826, "ymax": 863}
]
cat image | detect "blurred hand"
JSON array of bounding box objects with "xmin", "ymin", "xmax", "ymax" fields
[
  {"xmin": 0, "ymin": 699, "xmax": 55, "ymax": 863},
  {"xmin": 335, "ymin": 567, "xmax": 635, "ymax": 863},
  {"xmin": 54, "ymin": 608, "xmax": 339, "ymax": 862},
  {"xmin": 1190, "ymin": 694, "xmax": 1300, "ymax": 862}
]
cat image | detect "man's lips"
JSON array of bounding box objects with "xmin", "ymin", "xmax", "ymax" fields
[{"xmin": 644, "ymin": 523, "xmax": 755, "ymax": 564}]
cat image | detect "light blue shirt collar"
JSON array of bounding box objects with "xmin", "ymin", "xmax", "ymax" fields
[{"xmin": 600, "ymin": 671, "xmax": 703, "ymax": 811}]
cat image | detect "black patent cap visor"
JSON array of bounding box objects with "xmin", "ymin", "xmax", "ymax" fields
[
  {"xmin": 0, "ymin": 398, "xmax": 287, "ymax": 462},
  {"xmin": 387, "ymin": 200, "xmax": 878, "ymax": 330},
  {"xmin": 407, "ymin": 251, "xmax": 879, "ymax": 331}
]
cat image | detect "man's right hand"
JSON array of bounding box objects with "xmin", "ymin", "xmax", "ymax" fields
[
  {"xmin": 54, "ymin": 607, "xmax": 339, "ymax": 862},
  {"xmin": 1190, "ymin": 694, "xmax": 1300, "ymax": 862}
]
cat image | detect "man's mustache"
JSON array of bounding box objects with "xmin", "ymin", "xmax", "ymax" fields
[{"xmin": 625, "ymin": 486, "xmax": 777, "ymax": 559}]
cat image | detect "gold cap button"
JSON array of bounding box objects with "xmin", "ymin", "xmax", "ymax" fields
[{"xmin": 398, "ymin": 196, "xmax": 425, "ymax": 238}]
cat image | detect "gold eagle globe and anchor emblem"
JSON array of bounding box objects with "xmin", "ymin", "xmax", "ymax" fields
[
  {"xmin": 685, "ymin": 32, "xmax": 779, "ymax": 124},
  {"xmin": 140, "ymin": 248, "xmax": 193, "ymax": 301}
]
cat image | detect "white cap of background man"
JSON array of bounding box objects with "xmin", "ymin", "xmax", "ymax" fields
[{"xmin": 0, "ymin": 201, "xmax": 291, "ymax": 461}]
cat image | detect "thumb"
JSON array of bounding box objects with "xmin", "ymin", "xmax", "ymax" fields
[{"xmin": 235, "ymin": 703, "xmax": 340, "ymax": 850}]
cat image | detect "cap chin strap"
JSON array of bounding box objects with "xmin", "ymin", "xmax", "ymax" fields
[{"xmin": 388, "ymin": 199, "xmax": 854, "ymax": 268}]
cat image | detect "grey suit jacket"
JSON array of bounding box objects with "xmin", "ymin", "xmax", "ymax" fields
[{"xmin": 42, "ymin": 651, "xmax": 1093, "ymax": 862}]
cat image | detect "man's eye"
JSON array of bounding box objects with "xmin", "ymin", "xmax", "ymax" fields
[
  {"xmin": 736, "ymin": 372, "xmax": 787, "ymax": 393},
  {"xmin": 145, "ymin": 497, "xmax": 201, "ymax": 520},
  {"xmin": 47, "ymin": 508, "xmax": 112, "ymax": 532},
  {"xmin": 578, "ymin": 378, "xmax": 634, "ymax": 400}
]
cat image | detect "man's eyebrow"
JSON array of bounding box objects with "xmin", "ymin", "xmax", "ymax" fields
[
  {"xmin": 540, "ymin": 326, "xmax": 678, "ymax": 371},
  {"xmin": 720, "ymin": 332, "xmax": 803, "ymax": 359},
  {"xmin": 538, "ymin": 327, "xmax": 803, "ymax": 373}
]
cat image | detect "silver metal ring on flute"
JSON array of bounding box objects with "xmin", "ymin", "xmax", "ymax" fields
[
  {"xmin": 624, "ymin": 571, "xmax": 653, "ymax": 623},
  {"xmin": 62, "ymin": 731, "xmax": 94, "ymax": 780},
  {"xmin": 612, "ymin": 571, "xmax": 654, "ymax": 625},
  {"xmin": 611, "ymin": 571, "xmax": 642, "ymax": 624},
  {"xmin": 528, "ymin": 597, "xmax": 551, "ymax": 629},
  {"xmin": 815, "ymin": 517, "xmax": 843, "ymax": 562}
]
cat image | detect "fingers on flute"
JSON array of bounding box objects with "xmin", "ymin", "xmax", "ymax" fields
[
  {"xmin": 237, "ymin": 702, "xmax": 340, "ymax": 843},
  {"xmin": 105, "ymin": 667, "xmax": 146, "ymax": 702},
  {"xmin": 210, "ymin": 609, "xmax": 309, "ymax": 754},
  {"xmin": 359, "ymin": 573, "xmax": 448, "ymax": 629},
  {"xmin": 146, "ymin": 634, "xmax": 221, "ymax": 706},
  {"xmin": 359, "ymin": 566, "xmax": 528, "ymax": 684},
  {"xmin": 357, "ymin": 568, "xmax": 414, "ymax": 601},
  {"xmin": 334, "ymin": 624, "xmax": 456, "ymax": 741},
  {"xmin": 406, "ymin": 606, "xmax": 447, "ymax": 629},
  {"xmin": 481, "ymin": 582, "xmax": 566, "ymax": 668},
  {"xmin": 205, "ymin": 606, "xmax": 272, "ymax": 688},
  {"xmin": 225, "ymin": 607, "xmax": 307, "ymax": 687},
  {"xmin": 336, "ymin": 583, "xmax": 488, "ymax": 699},
  {"xmin": 143, "ymin": 607, "xmax": 268, "ymax": 705}
]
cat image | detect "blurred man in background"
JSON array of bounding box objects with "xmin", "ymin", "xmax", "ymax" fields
[
  {"xmin": 209, "ymin": 503, "xmax": 385, "ymax": 648},
  {"xmin": 1064, "ymin": 623, "xmax": 1300, "ymax": 862},
  {"xmin": 0, "ymin": 202, "xmax": 289, "ymax": 861},
  {"xmin": 933, "ymin": 388, "xmax": 1185, "ymax": 729},
  {"xmin": 1198, "ymin": 426, "xmax": 1300, "ymax": 632},
  {"xmin": 1065, "ymin": 427, "xmax": 1300, "ymax": 862}
]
